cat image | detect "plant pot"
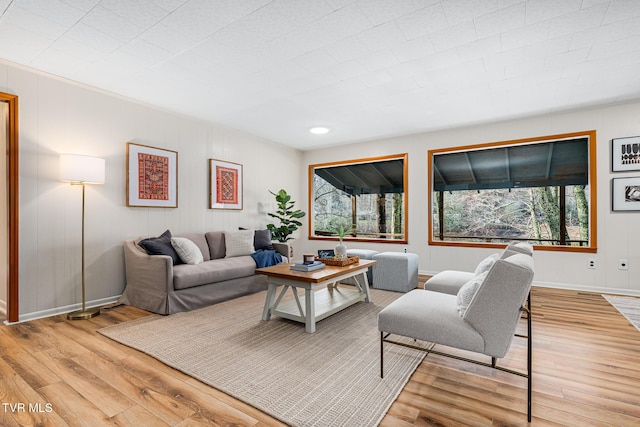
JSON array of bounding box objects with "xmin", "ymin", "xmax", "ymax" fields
[{"xmin": 335, "ymin": 242, "xmax": 347, "ymax": 260}]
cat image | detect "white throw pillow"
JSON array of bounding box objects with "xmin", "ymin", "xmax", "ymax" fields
[
  {"xmin": 456, "ymin": 271, "xmax": 488, "ymax": 317},
  {"xmin": 224, "ymin": 229, "xmax": 255, "ymax": 258},
  {"xmin": 473, "ymin": 253, "xmax": 499, "ymax": 276},
  {"xmin": 171, "ymin": 237, "xmax": 204, "ymax": 265}
]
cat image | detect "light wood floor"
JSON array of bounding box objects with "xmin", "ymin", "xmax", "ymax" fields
[{"xmin": 1, "ymin": 286, "xmax": 639, "ymax": 426}]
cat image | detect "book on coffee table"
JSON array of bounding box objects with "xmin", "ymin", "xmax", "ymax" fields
[{"xmin": 290, "ymin": 261, "xmax": 325, "ymax": 272}]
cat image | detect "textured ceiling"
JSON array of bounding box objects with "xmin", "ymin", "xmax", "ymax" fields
[{"xmin": 1, "ymin": 0, "xmax": 640, "ymax": 150}]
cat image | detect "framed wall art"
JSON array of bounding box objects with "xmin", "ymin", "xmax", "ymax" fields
[
  {"xmin": 612, "ymin": 136, "xmax": 640, "ymax": 172},
  {"xmin": 612, "ymin": 177, "xmax": 640, "ymax": 211},
  {"xmin": 209, "ymin": 159, "xmax": 243, "ymax": 210},
  {"xmin": 127, "ymin": 142, "xmax": 178, "ymax": 208}
]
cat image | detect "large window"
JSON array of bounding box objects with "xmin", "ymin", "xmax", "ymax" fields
[
  {"xmin": 429, "ymin": 131, "xmax": 597, "ymax": 252},
  {"xmin": 309, "ymin": 154, "xmax": 407, "ymax": 243}
]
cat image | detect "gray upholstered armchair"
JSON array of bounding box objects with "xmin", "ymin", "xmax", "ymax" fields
[
  {"xmin": 424, "ymin": 241, "xmax": 533, "ymax": 295},
  {"xmin": 378, "ymin": 251, "xmax": 535, "ymax": 421}
]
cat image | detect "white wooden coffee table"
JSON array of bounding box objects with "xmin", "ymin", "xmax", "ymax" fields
[{"xmin": 257, "ymin": 260, "xmax": 375, "ymax": 333}]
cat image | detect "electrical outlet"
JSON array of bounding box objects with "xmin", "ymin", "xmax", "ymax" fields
[
  {"xmin": 619, "ymin": 259, "xmax": 629, "ymax": 270},
  {"xmin": 587, "ymin": 259, "xmax": 596, "ymax": 269}
]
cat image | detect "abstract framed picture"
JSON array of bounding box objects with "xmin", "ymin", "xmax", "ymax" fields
[
  {"xmin": 126, "ymin": 143, "xmax": 178, "ymax": 208},
  {"xmin": 612, "ymin": 136, "xmax": 640, "ymax": 172},
  {"xmin": 209, "ymin": 159, "xmax": 243, "ymax": 210},
  {"xmin": 612, "ymin": 177, "xmax": 640, "ymax": 211}
]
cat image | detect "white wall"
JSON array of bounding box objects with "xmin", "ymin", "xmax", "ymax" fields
[
  {"xmin": 301, "ymin": 101, "xmax": 640, "ymax": 295},
  {"xmin": 3, "ymin": 59, "xmax": 639, "ymax": 322},
  {"xmin": 0, "ymin": 61, "xmax": 303, "ymax": 321}
]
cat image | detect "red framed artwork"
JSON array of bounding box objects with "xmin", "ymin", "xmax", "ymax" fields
[
  {"xmin": 127, "ymin": 142, "xmax": 178, "ymax": 208},
  {"xmin": 209, "ymin": 159, "xmax": 243, "ymax": 210}
]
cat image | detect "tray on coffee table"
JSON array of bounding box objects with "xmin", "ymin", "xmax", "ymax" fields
[{"xmin": 315, "ymin": 255, "xmax": 359, "ymax": 266}]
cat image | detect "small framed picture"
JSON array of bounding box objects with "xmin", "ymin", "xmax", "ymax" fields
[
  {"xmin": 317, "ymin": 249, "xmax": 335, "ymax": 259},
  {"xmin": 612, "ymin": 136, "xmax": 640, "ymax": 172},
  {"xmin": 127, "ymin": 142, "xmax": 178, "ymax": 208},
  {"xmin": 209, "ymin": 159, "xmax": 243, "ymax": 210},
  {"xmin": 612, "ymin": 177, "xmax": 640, "ymax": 211}
]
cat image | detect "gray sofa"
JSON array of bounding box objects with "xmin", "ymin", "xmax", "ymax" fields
[{"xmin": 119, "ymin": 231, "xmax": 289, "ymax": 315}]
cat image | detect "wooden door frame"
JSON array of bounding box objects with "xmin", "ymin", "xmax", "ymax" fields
[{"xmin": 1, "ymin": 92, "xmax": 19, "ymax": 323}]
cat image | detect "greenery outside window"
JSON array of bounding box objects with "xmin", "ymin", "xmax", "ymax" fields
[
  {"xmin": 428, "ymin": 131, "xmax": 597, "ymax": 252},
  {"xmin": 309, "ymin": 154, "xmax": 408, "ymax": 243}
]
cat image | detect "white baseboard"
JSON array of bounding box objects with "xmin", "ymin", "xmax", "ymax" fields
[
  {"xmin": 3, "ymin": 295, "xmax": 122, "ymax": 325},
  {"xmin": 6, "ymin": 276, "xmax": 640, "ymax": 325},
  {"xmin": 420, "ymin": 270, "xmax": 640, "ymax": 297},
  {"xmin": 532, "ymin": 281, "xmax": 640, "ymax": 297}
]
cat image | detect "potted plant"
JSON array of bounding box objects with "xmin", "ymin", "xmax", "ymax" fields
[
  {"xmin": 267, "ymin": 189, "xmax": 306, "ymax": 250},
  {"xmin": 335, "ymin": 225, "xmax": 347, "ymax": 260}
]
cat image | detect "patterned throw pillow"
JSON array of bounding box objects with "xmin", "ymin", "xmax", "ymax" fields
[
  {"xmin": 171, "ymin": 237, "xmax": 204, "ymax": 265},
  {"xmin": 224, "ymin": 229, "xmax": 255, "ymax": 257},
  {"xmin": 456, "ymin": 271, "xmax": 489, "ymax": 317}
]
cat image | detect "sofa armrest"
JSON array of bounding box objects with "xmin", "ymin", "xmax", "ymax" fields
[
  {"xmin": 121, "ymin": 239, "xmax": 174, "ymax": 313},
  {"xmin": 272, "ymin": 242, "xmax": 291, "ymax": 261}
]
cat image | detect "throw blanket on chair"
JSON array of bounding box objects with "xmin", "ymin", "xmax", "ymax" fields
[{"xmin": 251, "ymin": 249, "xmax": 283, "ymax": 268}]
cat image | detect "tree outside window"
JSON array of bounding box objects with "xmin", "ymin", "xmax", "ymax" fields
[
  {"xmin": 429, "ymin": 131, "xmax": 596, "ymax": 252},
  {"xmin": 310, "ymin": 154, "xmax": 407, "ymax": 243}
]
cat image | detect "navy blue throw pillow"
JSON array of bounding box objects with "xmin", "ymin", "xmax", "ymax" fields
[
  {"xmin": 139, "ymin": 229, "xmax": 182, "ymax": 265},
  {"xmin": 253, "ymin": 229, "xmax": 274, "ymax": 251}
]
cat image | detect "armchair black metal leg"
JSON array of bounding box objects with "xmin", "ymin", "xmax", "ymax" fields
[
  {"xmin": 527, "ymin": 291, "xmax": 532, "ymax": 422},
  {"xmin": 380, "ymin": 331, "xmax": 384, "ymax": 378}
]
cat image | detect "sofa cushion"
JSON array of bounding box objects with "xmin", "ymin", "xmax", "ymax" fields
[
  {"xmin": 139, "ymin": 229, "xmax": 182, "ymax": 265},
  {"xmin": 171, "ymin": 237, "xmax": 204, "ymax": 265},
  {"xmin": 224, "ymin": 230, "xmax": 255, "ymax": 257},
  {"xmin": 173, "ymin": 256, "xmax": 256, "ymax": 290},
  {"xmin": 176, "ymin": 233, "xmax": 210, "ymax": 261}
]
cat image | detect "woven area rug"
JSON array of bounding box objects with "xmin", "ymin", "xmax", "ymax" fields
[
  {"xmin": 99, "ymin": 288, "xmax": 428, "ymax": 427},
  {"xmin": 603, "ymin": 294, "xmax": 640, "ymax": 333}
]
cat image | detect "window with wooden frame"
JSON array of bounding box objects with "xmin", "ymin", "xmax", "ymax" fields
[
  {"xmin": 428, "ymin": 131, "xmax": 597, "ymax": 252},
  {"xmin": 309, "ymin": 154, "xmax": 408, "ymax": 244}
]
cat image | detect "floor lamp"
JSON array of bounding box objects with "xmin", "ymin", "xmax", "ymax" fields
[{"xmin": 60, "ymin": 154, "xmax": 105, "ymax": 320}]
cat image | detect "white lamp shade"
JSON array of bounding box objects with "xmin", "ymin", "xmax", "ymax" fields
[{"xmin": 59, "ymin": 154, "xmax": 105, "ymax": 184}]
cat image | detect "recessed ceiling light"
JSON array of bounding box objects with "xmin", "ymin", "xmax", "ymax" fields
[{"xmin": 309, "ymin": 126, "xmax": 330, "ymax": 135}]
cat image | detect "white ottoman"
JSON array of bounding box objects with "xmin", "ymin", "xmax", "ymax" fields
[
  {"xmin": 372, "ymin": 252, "xmax": 419, "ymax": 292},
  {"xmin": 345, "ymin": 249, "xmax": 378, "ymax": 285}
]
